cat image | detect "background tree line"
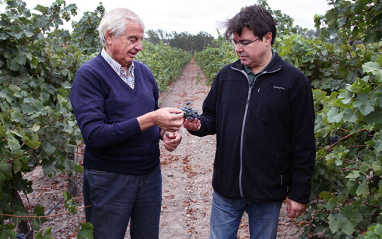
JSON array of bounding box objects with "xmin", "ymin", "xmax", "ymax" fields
[{"xmin": 145, "ymin": 29, "xmax": 216, "ymax": 53}]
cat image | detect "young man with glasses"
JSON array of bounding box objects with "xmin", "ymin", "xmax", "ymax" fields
[{"xmin": 184, "ymin": 5, "xmax": 316, "ymax": 238}]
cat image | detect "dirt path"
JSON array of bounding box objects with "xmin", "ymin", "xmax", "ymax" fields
[
  {"xmin": 158, "ymin": 58, "xmax": 216, "ymax": 238},
  {"xmin": 22, "ymin": 58, "xmax": 301, "ymax": 238}
]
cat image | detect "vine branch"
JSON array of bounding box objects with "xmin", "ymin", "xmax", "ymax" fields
[
  {"xmin": 325, "ymin": 128, "xmax": 366, "ymax": 152},
  {"xmin": 0, "ymin": 205, "xmax": 91, "ymax": 219}
]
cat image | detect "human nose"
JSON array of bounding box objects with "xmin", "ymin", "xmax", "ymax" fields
[
  {"xmin": 134, "ymin": 40, "xmax": 143, "ymax": 51},
  {"xmin": 235, "ymin": 43, "xmax": 244, "ymax": 52}
]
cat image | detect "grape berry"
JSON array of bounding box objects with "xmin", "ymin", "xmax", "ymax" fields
[{"xmin": 181, "ymin": 101, "xmax": 200, "ymax": 120}]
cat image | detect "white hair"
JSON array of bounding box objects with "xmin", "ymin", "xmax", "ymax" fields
[{"xmin": 98, "ymin": 8, "xmax": 145, "ymax": 46}]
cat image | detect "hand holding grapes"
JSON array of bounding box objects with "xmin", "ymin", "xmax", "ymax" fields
[
  {"xmin": 181, "ymin": 101, "xmax": 201, "ymax": 131},
  {"xmin": 138, "ymin": 107, "xmax": 184, "ymax": 133},
  {"xmin": 183, "ymin": 118, "xmax": 201, "ymax": 131},
  {"xmin": 154, "ymin": 108, "xmax": 184, "ymax": 132}
]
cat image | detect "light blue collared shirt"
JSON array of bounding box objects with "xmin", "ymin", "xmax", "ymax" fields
[{"xmin": 101, "ymin": 48, "xmax": 135, "ymax": 89}]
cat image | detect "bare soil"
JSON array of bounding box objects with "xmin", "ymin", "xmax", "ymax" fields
[{"xmin": 21, "ymin": 58, "xmax": 302, "ymax": 238}]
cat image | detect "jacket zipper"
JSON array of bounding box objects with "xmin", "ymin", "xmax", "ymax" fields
[
  {"xmin": 239, "ymin": 85, "xmax": 251, "ymax": 197},
  {"xmin": 234, "ymin": 67, "xmax": 280, "ymax": 198}
]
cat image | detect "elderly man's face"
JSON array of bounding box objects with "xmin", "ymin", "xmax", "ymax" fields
[{"xmin": 106, "ymin": 21, "xmax": 144, "ymax": 68}]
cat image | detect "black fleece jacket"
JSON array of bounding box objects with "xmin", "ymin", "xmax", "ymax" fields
[{"xmin": 190, "ymin": 52, "xmax": 316, "ymax": 204}]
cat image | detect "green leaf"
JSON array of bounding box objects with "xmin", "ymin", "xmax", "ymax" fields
[
  {"xmin": 342, "ymin": 109, "xmax": 358, "ymax": 123},
  {"xmin": 31, "ymin": 57, "xmax": 39, "ymax": 67},
  {"xmin": 327, "ymin": 107, "xmax": 344, "ymax": 123},
  {"xmin": 328, "ymin": 213, "xmax": 346, "ymax": 234},
  {"xmin": 363, "ymin": 62, "xmax": 382, "ymax": 81},
  {"xmin": 0, "ymin": 126, "xmax": 5, "ymax": 139},
  {"xmin": 319, "ymin": 191, "xmax": 332, "ymax": 202},
  {"xmin": 63, "ymin": 191, "xmax": 72, "ymax": 201},
  {"xmin": 338, "ymin": 65, "xmax": 349, "ymax": 79},
  {"xmin": 376, "ymin": 55, "xmax": 382, "ymax": 66},
  {"xmin": 339, "ymin": 91, "xmax": 353, "ymax": 105},
  {"xmin": 365, "ymin": 224, "xmax": 382, "ymax": 237},
  {"xmin": 328, "ymin": 209, "xmax": 358, "ymax": 236},
  {"xmin": 13, "ymin": 157, "xmax": 22, "ymax": 173},
  {"xmin": 31, "ymin": 124, "xmax": 41, "ymax": 132},
  {"xmin": 24, "ymin": 138, "xmax": 41, "ymax": 149},
  {"xmin": 73, "ymin": 163, "xmax": 84, "ymax": 173},
  {"xmin": 374, "ymin": 139, "xmax": 382, "ymax": 153},
  {"xmin": 0, "ymin": 161, "xmax": 13, "ymax": 183},
  {"xmin": 11, "ymin": 111, "xmax": 23, "ymax": 122},
  {"xmin": 356, "ymin": 179, "xmax": 370, "ymax": 197},
  {"xmin": 6, "ymin": 132, "xmax": 21, "ymax": 152},
  {"xmin": 44, "ymin": 142, "xmax": 56, "ymax": 154},
  {"xmin": 25, "ymin": 30, "xmax": 34, "ymax": 37},
  {"xmin": 354, "ymin": 93, "xmax": 374, "ymax": 116},
  {"xmin": 359, "ymin": 103, "xmax": 375, "ymax": 116},
  {"xmin": 64, "ymin": 191, "xmax": 77, "ymax": 214},
  {"xmin": 0, "ymin": 225, "xmax": 18, "ymax": 239},
  {"xmin": 372, "ymin": 160, "xmax": 382, "ymax": 172},
  {"xmin": 34, "ymin": 205, "xmax": 45, "ymax": 216},
  {"xmin": 35, "ymin": 228, "xmax": 53, "ymax": 239},
  {"xmin": 77, "ymin": 223, "xmax": 94, "ymax": 239},
  {"xmin": 346, "ymin": 170, "xmax": 360, "ymax": 179},
  {"xmin": 57, "ymin": 93, "xmax": 64, "ymax": 104}
]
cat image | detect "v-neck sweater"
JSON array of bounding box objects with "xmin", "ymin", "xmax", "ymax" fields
[{"xmin": 70, "ymin": 53, "xmax": 160, "ymax": 175}]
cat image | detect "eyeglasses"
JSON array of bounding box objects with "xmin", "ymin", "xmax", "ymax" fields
[{"xmin": 231, "ymin": 38, "xmax": 259, "ymax": 47}]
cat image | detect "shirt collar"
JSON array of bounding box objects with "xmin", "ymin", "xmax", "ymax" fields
[{"xmin": 101, "ymin": 48, "xmax": 134, "ymax": 77}]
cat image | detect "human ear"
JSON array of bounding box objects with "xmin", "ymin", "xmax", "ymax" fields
[
  {"xmin": 264, "ymin": 32, "xmax": 272, "ymax": 45},
  {"xmin": 105, "ymin": 30, "xmax": 113, "ymax": 45}
]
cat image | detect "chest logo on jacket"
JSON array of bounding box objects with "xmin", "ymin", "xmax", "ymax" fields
[{"xmin": 273, "ymin": 85, "xmax": 286, "ymax": 91}]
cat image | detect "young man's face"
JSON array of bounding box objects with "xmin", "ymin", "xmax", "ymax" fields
[
  {"xmin": 106, "ymin": 21, "xmax": 144, "ymax": 67},
  {"xmin": 232, "ymin": 27, "xmax": 272, "ymax": 70}
]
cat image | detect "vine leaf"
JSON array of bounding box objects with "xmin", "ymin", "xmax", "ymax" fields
[
  {"xmin": 329, "ymin": 204, "xmax": 363, "ymax": 235},
  {"xmin": 0, "ymin": 161, "xmax": 12, "ymax": 184},
  {"xmin": 77, "ymin": 222, "xmax": 94, "ymax": 239},
  {"xmin": 362, "ymin": 62, "xmax": 382, "ymax": 82}
]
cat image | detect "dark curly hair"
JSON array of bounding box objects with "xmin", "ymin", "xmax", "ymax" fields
[{"xmin": 224, "ymin": 5, "xmax": 277, "ymax": 45}]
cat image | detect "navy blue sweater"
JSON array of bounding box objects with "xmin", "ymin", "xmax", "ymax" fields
[{"xmin": 70, "ymin": 53, "xmax": 160, "ymax": 175}]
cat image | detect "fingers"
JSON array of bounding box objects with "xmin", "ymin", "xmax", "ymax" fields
[
  {"xmin": 163, "ymin": 131, "xmax": 182, "ymax": 152},
  {"xmin": 155, "ymin": 106, "xmax": 201, "ymax": 133},
  {"xmin": 166, "ymin": 131, "xmax": 177, "ymax": 139},
  {"xmin": 157, "ymin": 108, "xmax": 184, "ymax": 132},
  {"xmin": 286, "ymin": 199, "xmax": 307, "ymax": 219},
  {"xmin": 165, "ymin": 107, "xmax": 183, "ymax": 114},
  {"xmin": 183, "ymin": 118, "xmax": 201, "ymax": 131},
  {"xmin": 164, "ymin": 141, "xmax": 179, "ymax": 151},
  {"xmin": 288, "ymin": 209, "xmax": 305, "ymax": 219}
]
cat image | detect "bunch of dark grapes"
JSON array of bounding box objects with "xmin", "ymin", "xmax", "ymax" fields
[
  {"xmin": 330, "ymin": 135, "xmax": 339, "ymax": 144},
  {"xmin": 181, "ymin": 101, "xmax": 200, "ymax": 120},
  {"xmin": 17, "ymin": 234, "xmax": 26, "ymax": 239}
]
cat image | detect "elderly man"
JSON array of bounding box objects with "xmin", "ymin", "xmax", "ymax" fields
[
  {"xmin": 70, "ymin": 8, "xmax": 183, "ymax": 239},
  {"xmin": 184, "ymin": 5, "xmax": 316, "ymax": 239}
]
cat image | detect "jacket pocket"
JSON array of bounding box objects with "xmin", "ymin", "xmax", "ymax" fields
[{"xmin": 254, "ymin": 82, "xmax": 291, "ymax": 135}]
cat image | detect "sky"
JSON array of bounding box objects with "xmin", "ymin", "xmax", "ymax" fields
[{"xmin": 1, "ymin": 0, "xmax": 332, "ymax": 38}]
